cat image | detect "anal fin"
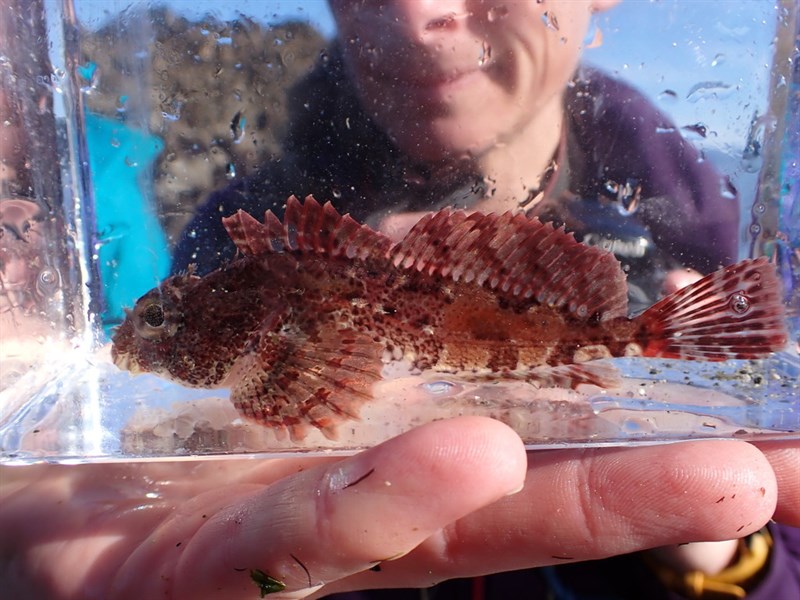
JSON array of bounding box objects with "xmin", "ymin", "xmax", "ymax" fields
[
  {"xmin": 527, "ymin": 362, "xmax": 622, "ymax": 389},
  {"xmin": 455, "ymin": 362, "xmax": 621, "ymax": 390}
]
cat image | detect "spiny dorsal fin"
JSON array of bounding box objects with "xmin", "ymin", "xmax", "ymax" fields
[
  {"xmin": 222, "ymin": 195, "xmax": 393, "ymax": 261},
  {"xmin": 391, "ymin": 208, "xmax": 630, "ymax": 321}
]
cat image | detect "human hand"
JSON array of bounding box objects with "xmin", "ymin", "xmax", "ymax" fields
[
  {"xmin": 663, "ymin": 267, "xmax": 703, "ymax": 295},
  {"xmin": 2, "ymin": 417, "xmax": 798, "ymax": 600}
]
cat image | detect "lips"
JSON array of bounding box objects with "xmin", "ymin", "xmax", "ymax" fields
[
  {"xmin": 383, "ymin": 53, "xmax": 498, "ymax": 86},
  {"xmin": 365, "ymin": 61, "xmax": 493, "ymax": 110},
  {"xmin": 399, "ymin": 65, "xmax": 481, "ymax": 87}
]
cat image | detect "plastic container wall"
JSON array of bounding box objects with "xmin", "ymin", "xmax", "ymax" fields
[{"xmin": 0, "ymin": 0, "xmax": 797, "ymax": 463}]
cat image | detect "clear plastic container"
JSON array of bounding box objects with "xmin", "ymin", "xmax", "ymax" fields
[{"xmin": 1, "ymin": 0, "xmax": 797, "ymax": 462}]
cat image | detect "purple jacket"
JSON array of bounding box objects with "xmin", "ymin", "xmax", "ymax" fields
[{"xmin": 327, "ymin": 524, "xmax": 800, "ymax": 600}]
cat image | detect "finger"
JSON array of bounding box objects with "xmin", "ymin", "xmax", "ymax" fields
[
  {"xmin": 662, "ymin": 268, "xmax": 702, "ymax": 294},
  {"xmin": 116, "ymin": 417, "xmax": 526, "ymax": 599},
  {"xmin": 753, "ymin": 440, "xmax": 800, "ymax": 526},
  {"xmin": 324, "ymin": 439, "xmax": 778, "ymax": 591},
  {"xmin": 377, "ymin": 211, "xmax": 431, "ymax": 241}
]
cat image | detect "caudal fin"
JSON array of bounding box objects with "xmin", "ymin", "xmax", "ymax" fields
[{"xmin": 636, "ymin": 257, "xmax": 787, "ymax": 361}]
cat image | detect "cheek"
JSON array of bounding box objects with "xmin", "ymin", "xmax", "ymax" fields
[{"xmin": 500, "ymin": 1, "xmax": 591, "ymax": 69}]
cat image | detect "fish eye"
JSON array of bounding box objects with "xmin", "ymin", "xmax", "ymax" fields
[
  {"xmin": 133, "ymin": 298, "xmax": 177, "ymax": 340},
  {"xmin": 142, "ymin": 302, "xmax": 165, "ymax": 328}
]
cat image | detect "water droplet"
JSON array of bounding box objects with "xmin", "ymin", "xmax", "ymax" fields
[
  {"xmin": 541, "ymin": 11, "xmax": 559, "ymax": 31},
  {"xmin": 749, "ymin": 223, "xmax": 761, "ymax": 235},
  {"xmin": 728, "ymin": 293, "xmax": 751, "ymax": 314},
  {"xmin": 331, "ymin": 188, "xmax": 342, "ymax": 199},
  {"xmin": 603, "ymin": 179, "xmax": 641, "ymax": 215},
  {"xmin": 478, "ymin": 41, "xmax": 492, "ymax": 66},
  {"xmin": 35, "ymin": 268, "xmax": 60, "ymax": 297},
  {"xmin": 710, "ymin": 53, "xmax": 726, "ymax": 67},
  {"xmin": 657, "ymin": 89, "xmax": 679, "ymax": 104},
  {"xmin": 225, "ymin": 163, "xmax": 236, "ymax": 179},
  {"xmin": 77, "ymin": 61, "xmax": 97, "ymax": 82},
  {"xmin": 583, "ymin": 18, "xmax": 603, "ymax": 49},
  {"xmin": 110, "ymin": 137, "xmax": 121, "ymax": 148},
  {"xmin": 124, "ymin": 157, "xmax": 138, "ymax": 167},
  {"xmin": 681, "ymin": 123, "xmax": 709, "ymax": 138},
  {"xmin": 487, "ymin": 6, "xmax": 508, "ymax": 22},
  {"xmin": 421, "ymin": 380, "xmax": 455, "ymax": 395},
  {"xmin": 281, "ymin": 50, "xmax": 295, "ymax": 66},
  {"xmin": 753, "ymin": 203, "xmax": 766, "ymax": 215},
  {"xmin": 720, "ymin": 180, "xmax": 737, "ymax": 200},
  {"xmin": 741, "ymin": 134, "xmax": 762, "ymax": 173},
  {"xmin": 230, "ymin": 111, "xmax": 246, "ymax": 143},
  {"xmin": 686, "ymin": 81, "xmax": 734, "ymax": 103}
]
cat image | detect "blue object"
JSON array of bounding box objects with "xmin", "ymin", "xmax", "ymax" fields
[{"xmin": 84, "ymin": 112, "xmax": 170, "ymax": 333}]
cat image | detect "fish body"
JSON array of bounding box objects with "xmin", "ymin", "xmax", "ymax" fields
[{"xmin": 112, "ymin": 196, "xmax": 788, "ymax": 439}]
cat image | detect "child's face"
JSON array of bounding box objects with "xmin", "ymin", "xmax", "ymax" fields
[{"xmin": 330, "ymin": 0, "xmax": 617, "ymax": 162}]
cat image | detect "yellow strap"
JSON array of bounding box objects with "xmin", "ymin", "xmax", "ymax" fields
[{"xmin": 645, "ymin": 528, "xmax": 773, "ymax": 599}]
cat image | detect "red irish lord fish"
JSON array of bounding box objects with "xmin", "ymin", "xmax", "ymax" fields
[{"xmin": 112, "ymin": 196, "xmax": 788, "ymax": 439}]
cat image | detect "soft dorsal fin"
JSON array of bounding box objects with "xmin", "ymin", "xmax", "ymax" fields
[
  {"xmin": 222, "ymin": 195, "xmax": 393, "ymax": 262},
  {"xmin": 391, "ymin": 208, "xmax": 629, "ymax": 321}
]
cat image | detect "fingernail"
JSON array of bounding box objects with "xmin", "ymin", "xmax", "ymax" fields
[{"xmin": 505, "ymin": 482, "xmax": 525, "ymax": 496}]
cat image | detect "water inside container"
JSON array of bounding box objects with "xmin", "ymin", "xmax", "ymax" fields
[{"xmin": 0, "ymin": 0, "xmax": 797, "ymax": 462}]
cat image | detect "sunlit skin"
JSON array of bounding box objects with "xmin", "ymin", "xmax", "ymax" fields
[{"xmin": 330, "ymin": 0, "xmax": 619, "ymax": 210}]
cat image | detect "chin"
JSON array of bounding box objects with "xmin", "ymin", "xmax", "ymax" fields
[{"xmin": 388, "ymin": 120, "xmax": 499, "ymax": 163}]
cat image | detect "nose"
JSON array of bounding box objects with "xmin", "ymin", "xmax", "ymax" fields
[
  {"xmin": 392, "ymin": 0, "xmax": 469, "ymax": 35},
  {"xmin": 374, "ymin": 0, "xmax": 470, "ymax": 45}
]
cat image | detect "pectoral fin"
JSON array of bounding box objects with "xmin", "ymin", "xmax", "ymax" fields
[{"xmin": 230, "ymin": 323, "xmax": 385, "ymax": 441}]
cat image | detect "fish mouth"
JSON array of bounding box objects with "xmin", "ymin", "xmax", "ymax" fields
[{"xmin": 111, "ymin": 351, "xmax": 141, "ymax": 374}]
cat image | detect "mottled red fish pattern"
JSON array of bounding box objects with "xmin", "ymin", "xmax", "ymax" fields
[{"xmin": 111, "ymin": 196, "xmax": 788, "ymax": 439}]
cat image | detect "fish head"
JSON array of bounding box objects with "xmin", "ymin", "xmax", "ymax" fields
[
  {"xmin": 112, "ymin": 260, "xmax": 285, "ymax": 388},
  {"xmin": 111, "ymin": 272, "xmax": 197, "ymax": 382}
]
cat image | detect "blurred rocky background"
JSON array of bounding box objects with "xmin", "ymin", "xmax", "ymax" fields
[{"xmin": 79, "ymin": 6, "xmax": 325, "ymax": 243}]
